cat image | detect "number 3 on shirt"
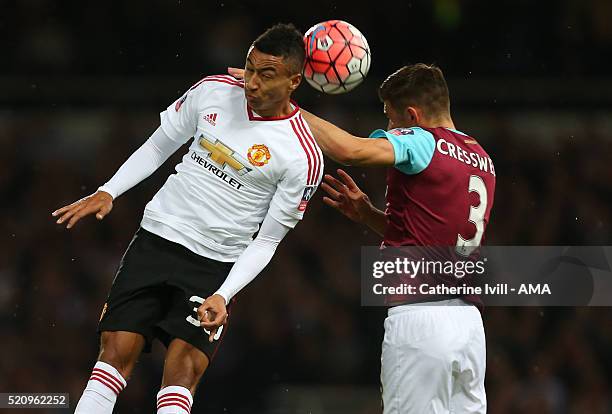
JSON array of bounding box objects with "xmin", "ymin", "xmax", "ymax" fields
[{"xmin": 456, "ymin": 175, "xmax": 487, "ymax": 257}]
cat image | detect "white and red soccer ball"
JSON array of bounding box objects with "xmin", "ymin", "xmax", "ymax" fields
[{"xmin": 303, "ymin": 20, "xmax": 371, "ymax": 94}]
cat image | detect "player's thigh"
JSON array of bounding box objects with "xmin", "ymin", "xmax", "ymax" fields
[
  {"xmin": 449, "ymin": 307, "xmax": 487, "ymax": 414},
  {"xmin": 98, "ymin": 228, "xmax": 172, "ymax": 351},
  {"xmin": 381, "ymin": 307, "xmax": 461, "ymax": 414},
  {"xmin": 156, "ymin": 250, "xmax": 234, "ymax": 362}
]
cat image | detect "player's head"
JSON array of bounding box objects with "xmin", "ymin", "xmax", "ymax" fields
[
  {"xmin": 244, "ymin": 23, "xmax": 305, "ymax": 114},
  {"xmin": 378, "ymin": 64, "xmax": 451, "ymax": 129}
]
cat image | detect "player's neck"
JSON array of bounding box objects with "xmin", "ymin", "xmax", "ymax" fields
[{"xmin": 420, "ymin": 114, "xmax": 455, "ymax": 130}]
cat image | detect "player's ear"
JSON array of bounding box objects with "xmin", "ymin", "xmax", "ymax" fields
[
  {"xmin": 288, "ymin": 73, "xmax": 302, "ymax": 92},
  {"xmin": 406, "ymin": 106, "xmax": 419, "ymax": 123}
]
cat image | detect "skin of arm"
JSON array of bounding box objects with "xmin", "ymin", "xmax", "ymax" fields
[
  {"xmin": 300, "ymin": 110, "xmax": 396, "ymax": 166},
  {"xmin": 52, "ymin": 127, "xmax": 183, "ymax": 229}
]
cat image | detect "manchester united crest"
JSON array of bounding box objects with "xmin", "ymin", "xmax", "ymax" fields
[{"xmin": 247, "ymin": 144, "xmax": 271, "ymax": 167}]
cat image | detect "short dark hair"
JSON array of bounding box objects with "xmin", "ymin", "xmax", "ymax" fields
[
  {"xmin": 379, "ymin": 64, "xmax": 450, "ymax": 116},
  {"xmin": 252, "ymin": 23, "xmax": 305, "ymax": 75}
]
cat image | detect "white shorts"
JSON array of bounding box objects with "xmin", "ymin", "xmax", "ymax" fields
[{"xmin": 381, "ymin": 299, "xmax": 486, "ymax": 414}]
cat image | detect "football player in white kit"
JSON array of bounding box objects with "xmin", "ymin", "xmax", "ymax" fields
[{"xmin": 52, "ymin": 24, "xmax": 322, "ymax": 414}]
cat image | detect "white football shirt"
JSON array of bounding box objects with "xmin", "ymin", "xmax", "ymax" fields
[{"xmin": 141, "ymin": 75, "xmax": 323, "ymax": 262}]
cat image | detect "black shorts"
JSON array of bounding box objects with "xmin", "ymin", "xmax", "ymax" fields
[{"xmin": 98, "ymin": 228, "xmax": 234, "ymax": 360}]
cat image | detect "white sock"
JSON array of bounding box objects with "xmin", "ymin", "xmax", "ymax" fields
[
  {"xmin": 74, "ymin": 361, "xmax": 127, "ymax": 414},
  {"xmin": 156, "ymin": 385, "xmax": 193, "ymax": 414}
]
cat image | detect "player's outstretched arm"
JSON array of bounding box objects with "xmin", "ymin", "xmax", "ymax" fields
[
  {"xmin": 198, "ymin": 213, "xmax": 292, "ymax": 342},
  {"xmin": 51, "ymin": 127, "xmax": 184, "ymax": 229},
  {"xmin": 226, "ymin": 67, "xmax": 394, "ymax": 167},
  {"xmin": 322, "ymin": 169, "xmax": 386, "ymax": 236},
  {"xmin": 300, "ymin": 110, "xmax": 395, "ymax": 167}
]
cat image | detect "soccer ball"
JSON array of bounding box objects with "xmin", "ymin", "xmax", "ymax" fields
[{"xmin": 303, "ymin": 20, "xmax": 371, "ymax": 94}]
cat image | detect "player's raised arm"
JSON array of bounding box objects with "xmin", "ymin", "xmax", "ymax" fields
[
  {"xmin": 227, "ymin": 66, "xmax": 394, "ymax": 167},
  {"xmin": 51, "ymin": 126, "xmax": 185, "ymax": 229}
]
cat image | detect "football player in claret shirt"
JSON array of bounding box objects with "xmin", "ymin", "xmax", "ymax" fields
[
  {"xmin": 52, "ymin": 23, "xmax": 323, "ymax": 414},
  {"xmin": 300, "ymin": 64, "xmax": 495, "ymax": 413}
]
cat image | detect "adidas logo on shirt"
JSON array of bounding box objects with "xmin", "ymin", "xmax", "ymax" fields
[{"xmin": 204, "ymin": 113, "xmax": 218, "ymax": 126}]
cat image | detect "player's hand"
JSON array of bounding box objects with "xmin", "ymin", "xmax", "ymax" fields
[
  {"xmin": 198, "ymin": 294, "xmax": 227, "ymax": 343},
  {"xmin": 227, "ymin": 67, "xmax": 245, "ymax": 79},
  {"xmin": 52, "ymin": 190, "xmax": 114, "ymax": 229},
  {"xmin": 322, "ymin": 169, "xmax": 374, "ymax": 224}
]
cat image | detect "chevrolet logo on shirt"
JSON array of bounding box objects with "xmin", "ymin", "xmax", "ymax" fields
[{"xmin": 198, "ymin": 135, "xmax": 252, "ymax": 176}]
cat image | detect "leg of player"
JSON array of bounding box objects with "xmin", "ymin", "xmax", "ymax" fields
[
  {"xmin": 156, "ymin": 338, "xmax": 209, "ymax": 414},
  {"xmin": 381, "ymin": 300, "xmax": 486, "ymax": 414},
  {"xmin": 74, "ymin": 331, "xmax": 145, "ymax": 414}
]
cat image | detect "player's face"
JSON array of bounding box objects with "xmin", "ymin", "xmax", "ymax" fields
[
  {"xmin": 244, "ymin": 47, "xmax": 301, "ymax": 114},
  {"xmin": 383, "ymin": 101, "xmax": 418, "ymax": 130}
]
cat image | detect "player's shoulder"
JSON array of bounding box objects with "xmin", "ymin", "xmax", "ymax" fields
[
  {"xmin": 370, "ymin": 126, "xmax": 434, "ymax": 140},
  {"xmin": 200, "ymin": 74, "xmax": 245, "ymax": 89},
  {"xmin": 187, "ymin": 74, "xmax": 245, "ymax": 96},
  {"xmin": 430, "ymin": 127, "xmax": 493, "ymax": 160},
  {"xmin": 279, "ymin": 112, "xmax": 323, "ymax": 180},
  {"xmin": 436, "ymin": 127, "xmax": 488, "ymax": 150},
  {"xmin": 288, "ymin": 113, "xmax": 323, "ymax": 157},
  {"xmin": 391, "ymin": 126, "xmax": 431, "ymax": 136}
]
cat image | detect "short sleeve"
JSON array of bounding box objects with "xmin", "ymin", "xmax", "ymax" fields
[
  {"xmin": 159, "ymin": 82, "xmax": 205, "ymax": 143},
  {"xmin": 267, "ymin": 158, "xmax": 320, "ymax": 228},
  {"xmin": 369, "ymin": 127, "xmax": 435, "ymax": 175}
]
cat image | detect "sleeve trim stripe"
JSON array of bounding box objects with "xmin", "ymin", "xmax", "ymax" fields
[
  {"xmin": 201, "ymin": 78, "xmax": 245, "ymax": 88},
  {"xmin": 297, "ymin": 115, "xmax": 323, "ymax": 185},
  {"xmin": 204, "ymin": 74, "xmax": 242, "ymax": 82},
  {"xmin": 294, "ymin": 117, "xmax": 319, "ymax": 185},
  {"xmin": 290, "ymin": 118, "xmax": 314, "ymax": 185},
  {"xmin": 185, "ymin": 74, "xmax": 245, "ymax": 93}
]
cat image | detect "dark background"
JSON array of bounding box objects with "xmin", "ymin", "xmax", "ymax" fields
[{"xmin": 1, "ymin": 0, "xmax": 612, "ymax": 413}]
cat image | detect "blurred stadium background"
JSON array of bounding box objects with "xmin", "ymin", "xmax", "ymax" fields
[{"xmin": 2, "ymin": 0, "xmax": 612, "ymax": 413}]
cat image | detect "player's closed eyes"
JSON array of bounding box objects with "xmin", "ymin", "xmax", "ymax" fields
[{"xmin": 244, "ymin": 68, "xmax": 273, "ymax": 80}]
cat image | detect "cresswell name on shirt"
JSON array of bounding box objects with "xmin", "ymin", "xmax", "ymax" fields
[
  {"xmin": 190, "ymin": 151, "xmax": 244, "ymax": 190},
  {"xmin": 436, "ymin": 138, "xmax": 495, "ymax": 176}
]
